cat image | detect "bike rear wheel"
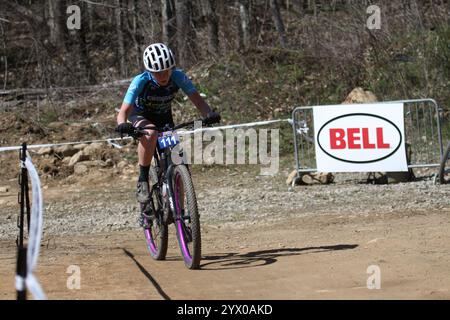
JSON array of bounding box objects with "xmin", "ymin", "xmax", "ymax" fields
[
  {"xmin": 172, "ymin": 165, "xmax": 201, "ymax": 269},
  {"xmin": 144, "ymin": 164, "xmax": 168, "ymax": 260},
  {"xmin": 439, "ymin": 142, "xmax": 450, "ymax": 184}
]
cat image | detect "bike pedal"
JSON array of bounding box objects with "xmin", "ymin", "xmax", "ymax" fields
[{"xmin": 138, "ymin": 215, "xmax": 151, "ymax": 229}]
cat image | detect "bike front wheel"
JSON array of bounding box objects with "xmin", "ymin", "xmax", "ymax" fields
[
  {"xmin": 172, "ymin": 165, "xmax": 201, "ymax": 269},
  {"xmin": 144, "ymin": 164, "xmax": 168, "ymax": 260}
]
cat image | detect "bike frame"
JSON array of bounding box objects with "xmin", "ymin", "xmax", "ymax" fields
[
  {"xmin": 153, "ymin": 134, "xmax": 188, "ymax": 222},
  {"xmin": 133, "ymin": 119, "xmax": 206, "ymax": 222}
]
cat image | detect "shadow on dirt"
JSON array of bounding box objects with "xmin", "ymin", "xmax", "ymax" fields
[
  {"xmin": 200, "ymin": 244, "xmax": 359, "ymax": 270},
  {"xmin": 122, "ymin": 248, "xmax": 171, "ymax": 300}
]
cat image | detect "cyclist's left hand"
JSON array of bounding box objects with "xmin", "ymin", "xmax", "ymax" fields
[
  {"xmin": 115, "ymin": 122, "xmax": 135, "ymax": 138},
  {"xmin": 204, "ymin": 111, "xmax": 221, "ymax": 125}
]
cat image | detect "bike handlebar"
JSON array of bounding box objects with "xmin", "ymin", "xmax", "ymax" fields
[{"xmin": 129, "ymin": 118, "xmax": 218, "ymax": 138}]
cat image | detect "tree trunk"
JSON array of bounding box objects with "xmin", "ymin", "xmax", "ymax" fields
[
  {"xmin": 144, "ymin": 0, "xmax": 156, "ymax": 42},
  {"xmin": 87, "ymin": 2, "xmax": 94, "ymax": 32},
  {"xmin": 78, "ymin": 2, "xmax": 95, "ymax": 84},
  {"xmin": 175, "ymin": 0, "xmax": 190, "ymax": 67},
  {"xmin": 130, "ymin": 0, "xmax": 140, "ymax": 69},
  {"xmin": 448, "ymin": 0, "xmax": 450, "ymax": 25},
  {"xmin": 162, "ymin": 0, "xmax": 176, "ymax": 46},
  {"xmin": 47, "ymin": 0, "xmax": 65, "ymax": 51},
  {"xmin": 201, "ymin": 0, "xmax": 219, "ymax": 56},
  {"xmin": 115, "ymin": 0, "xmax": 127, "ymax": 77},
  {"xmin": 0, "ymin": 21, "xmax": 8, "ymax": 90},
  {"xmin": 292, "ymin": 0, "xmax": 303, "ymax": 15},
  {"xmin": 66, "ymin": 1, "xmax": 93, "ymax": 85},
  {"xmin": 236, "ymin": 0, "xmax": 251, "ymax": 50},
  {"xmin": 270, "ymin": 0, "xmax": 287, "ymax": 48}
]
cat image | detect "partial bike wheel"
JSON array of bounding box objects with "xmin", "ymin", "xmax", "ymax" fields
[
  {"xmin": 439, "ymin": 142, "xmax": 450, "ymax": 184},
  {"xmin": 143, "ymin": 163, "xmax": 168, "ymax": 260},
  {"xmin": 172, "ymin": 165, "xmax": 201, "ymax": 269}
]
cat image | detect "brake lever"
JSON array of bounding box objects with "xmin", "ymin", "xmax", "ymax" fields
[{"xmin": 129, "ymin": 127, "xmax": 144, "ymax": 139}]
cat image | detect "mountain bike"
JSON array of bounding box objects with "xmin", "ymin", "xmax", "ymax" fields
[{"xmin": 127, "ymin": 118, "xmax": 215, "ymax": 269}]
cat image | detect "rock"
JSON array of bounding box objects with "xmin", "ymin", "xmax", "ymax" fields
[
  {"xmin": 54, "ymin": 145, "xmax": 78, "ymax": 157},
  {"xmin": 74, "ymin": 163, "xmax": 88, "ymax": 175},
  {"xmin": 342, "ymin": 87, "xmax": 378, "ymax": 104},
  {"xmin": 83, "ymin": 143, "xmax": 104, "ymax": 156},
  {"xmin": 73, "ymin": 143, "xmax": 89, "ymax": 150},
  {"xmin": 105, "ymin": 159, "xmax": 114, "ymax": 167},
  {"xmin": 0, "ymin": 186, "xmax": 9, "ymax": 193},
  {"xmin": 39, "ymin": 157, "xmax": 59, "ymax": 174},
  {"xmin": 61, "ymin": 157, "xmax": 71, "ymax": 165},
  {"xmin": 117, "ymin": 161, "xmax": 128, "ymax": 169},
  {"xmin": 37, "ymin": 147, "xmax": 53, "ymax": 156},
  {"xmin": 300, "ymin": 172, "xmax": 334, "ymax": 185},
  {"xmin": 286, "ymin": 169, "xmax": 298, "ymax": 186},
  {"xmin": 47, "ymin": 122, "xmax": 65, "ymax": 130},
  {"xmin": 82, "ymin": 160, "xmax": 108, "ymax": 168},
  {"xmin": 68, "ymin": 151, "xmax": 90, "ymax": 167}
]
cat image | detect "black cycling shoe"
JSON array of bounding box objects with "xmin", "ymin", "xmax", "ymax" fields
[{"xmin": 136, "ymin": 181, "xmax": 151, "ymax": 203}]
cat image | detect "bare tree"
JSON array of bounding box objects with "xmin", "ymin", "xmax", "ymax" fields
[
  {"xmin": 201, "ymin": 0, "xmax": 219, "ymax": 56},
  {"xmin": 161, "ymin": 0, "xmax": 175, "ymax": 46},
  {"xmin": 0, "ymin": 20, "xmax": 7, "ymax": 90},
  {"xmin": 47, "ymin": 0, "xmax": 66, "ymax": 51},
  {"xmin": 123, "ymin": 0, "xmax": 141, "ymax": 69},
  {"xmin": 270, "ymin": 0, "xmax": 287, "ymax": 47},
  {"xmin": 115, "ymin": 0, "xmax": 127, "ymax": 77},
  {"xmin": 292, "ymin": 0, "xmax": 304, "ymax": 15},
  {"xmin": 236, "ymin": 0, "xmax": 251, "ymax": 50},
  {"xmin": 175, "ymin": 0, "xmax": 190, "ymax": 67},
  {"xmin": 77, "ymin": 1, "xmax": 95, "ymax": 84}
]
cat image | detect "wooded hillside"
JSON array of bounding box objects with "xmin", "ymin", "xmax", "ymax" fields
[{"xmin": 0, "ymin": 1, "xmax": 449, "ymax": 120}]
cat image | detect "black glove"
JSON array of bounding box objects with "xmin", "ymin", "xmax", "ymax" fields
[
  {"xmin": 115, "ymin": 123, "xmax": 134, "ymax": 136},
  {"xmin": 203, "ymin": 111, "xmax": 221, "ymax": 125}
]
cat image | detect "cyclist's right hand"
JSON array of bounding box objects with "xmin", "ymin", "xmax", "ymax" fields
[
  {"xmin": 115, "ymin": 122, "xmax": 134, "ymax": 136},
  {"xmin": 203, "ymin": 111, "xmax": 221, "ymax": 125}
]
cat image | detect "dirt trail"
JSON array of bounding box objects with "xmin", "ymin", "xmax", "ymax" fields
[
  {"xmin": 1, "ymin": 159, "xmax": 449, "ymax": 299},
  {"xmin": 1, "ymin": 208, "xmax": 450, "ymax": 300}
]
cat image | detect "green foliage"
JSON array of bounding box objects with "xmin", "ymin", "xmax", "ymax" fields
[{"xmin": 40, "ymin": 108, "xmax": 59, "ymax": 124}]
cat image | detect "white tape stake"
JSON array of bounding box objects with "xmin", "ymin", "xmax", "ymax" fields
[
  {"xmin": 26, "ymin": 274, "xmax": 46, "ymax": 300},
  {"xmin": 15, "ymin": 275, "xmax": 25, "ymax": 291},
  {"xmin": 24, "ymin": 155, "xmax": 47, "ymax": 300},
  {"xmin": 0, "ymin": 119, "xmax": 292, "ymax": 153},
  {"xmin": 107, "ymin": 139, "xmax": 123, "ymax": 149},
  {"xmin": 0, "ymin": 137, "xmax": 133, "ymax": 153}
]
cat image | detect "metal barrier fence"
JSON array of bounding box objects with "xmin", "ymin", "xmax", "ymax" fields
[{"xmin": 291, "ymin": 99, "xmax": 445, "ymax": 174}]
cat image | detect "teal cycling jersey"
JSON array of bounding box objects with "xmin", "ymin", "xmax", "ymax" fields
[{"xmin": 123, "ymin": 69, "xmax": 197, "ymax": 115}]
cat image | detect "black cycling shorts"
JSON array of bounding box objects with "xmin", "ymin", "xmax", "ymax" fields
[{"xmin": 128, "ymin": 108, "xmax": 175, "ymax": 128}]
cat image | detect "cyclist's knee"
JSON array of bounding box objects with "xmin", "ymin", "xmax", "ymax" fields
[{"xmin": 139, "ymin": 130, "xmax": 157, "ymax": 146}]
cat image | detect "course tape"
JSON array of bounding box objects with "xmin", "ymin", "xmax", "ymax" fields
[
  {"xmin": 15, "ymin": 156, "xmax": 47, "ymax": 300},
  {"xmin": 0, "ymin": 119, "xmax": 292, "ymax": 153}
]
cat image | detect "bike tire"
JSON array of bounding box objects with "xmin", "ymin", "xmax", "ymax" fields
[
  {"xmin": 172, "ymin": 165, "xmax": 201, "ymax": 269},
  {"xmin": 439, "ymin": 142, "xmax": 450, "ymax": 184},
  {"xmin": 144, "ymin": 164, "xmax": 168, "ymax": 260}
]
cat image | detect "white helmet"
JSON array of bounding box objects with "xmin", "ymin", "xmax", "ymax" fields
[{"xmin": 143, "ymin": 43, "xmax": 175, "ymax": 72}]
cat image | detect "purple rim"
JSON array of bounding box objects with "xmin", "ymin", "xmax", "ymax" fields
[
  {"xmin": 144, "ymin": 219, "xmax": 158, "ymax": 255},
  {"xmin": 174, "ymin": 172, "xmax": 192, "ymax": 264}
]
